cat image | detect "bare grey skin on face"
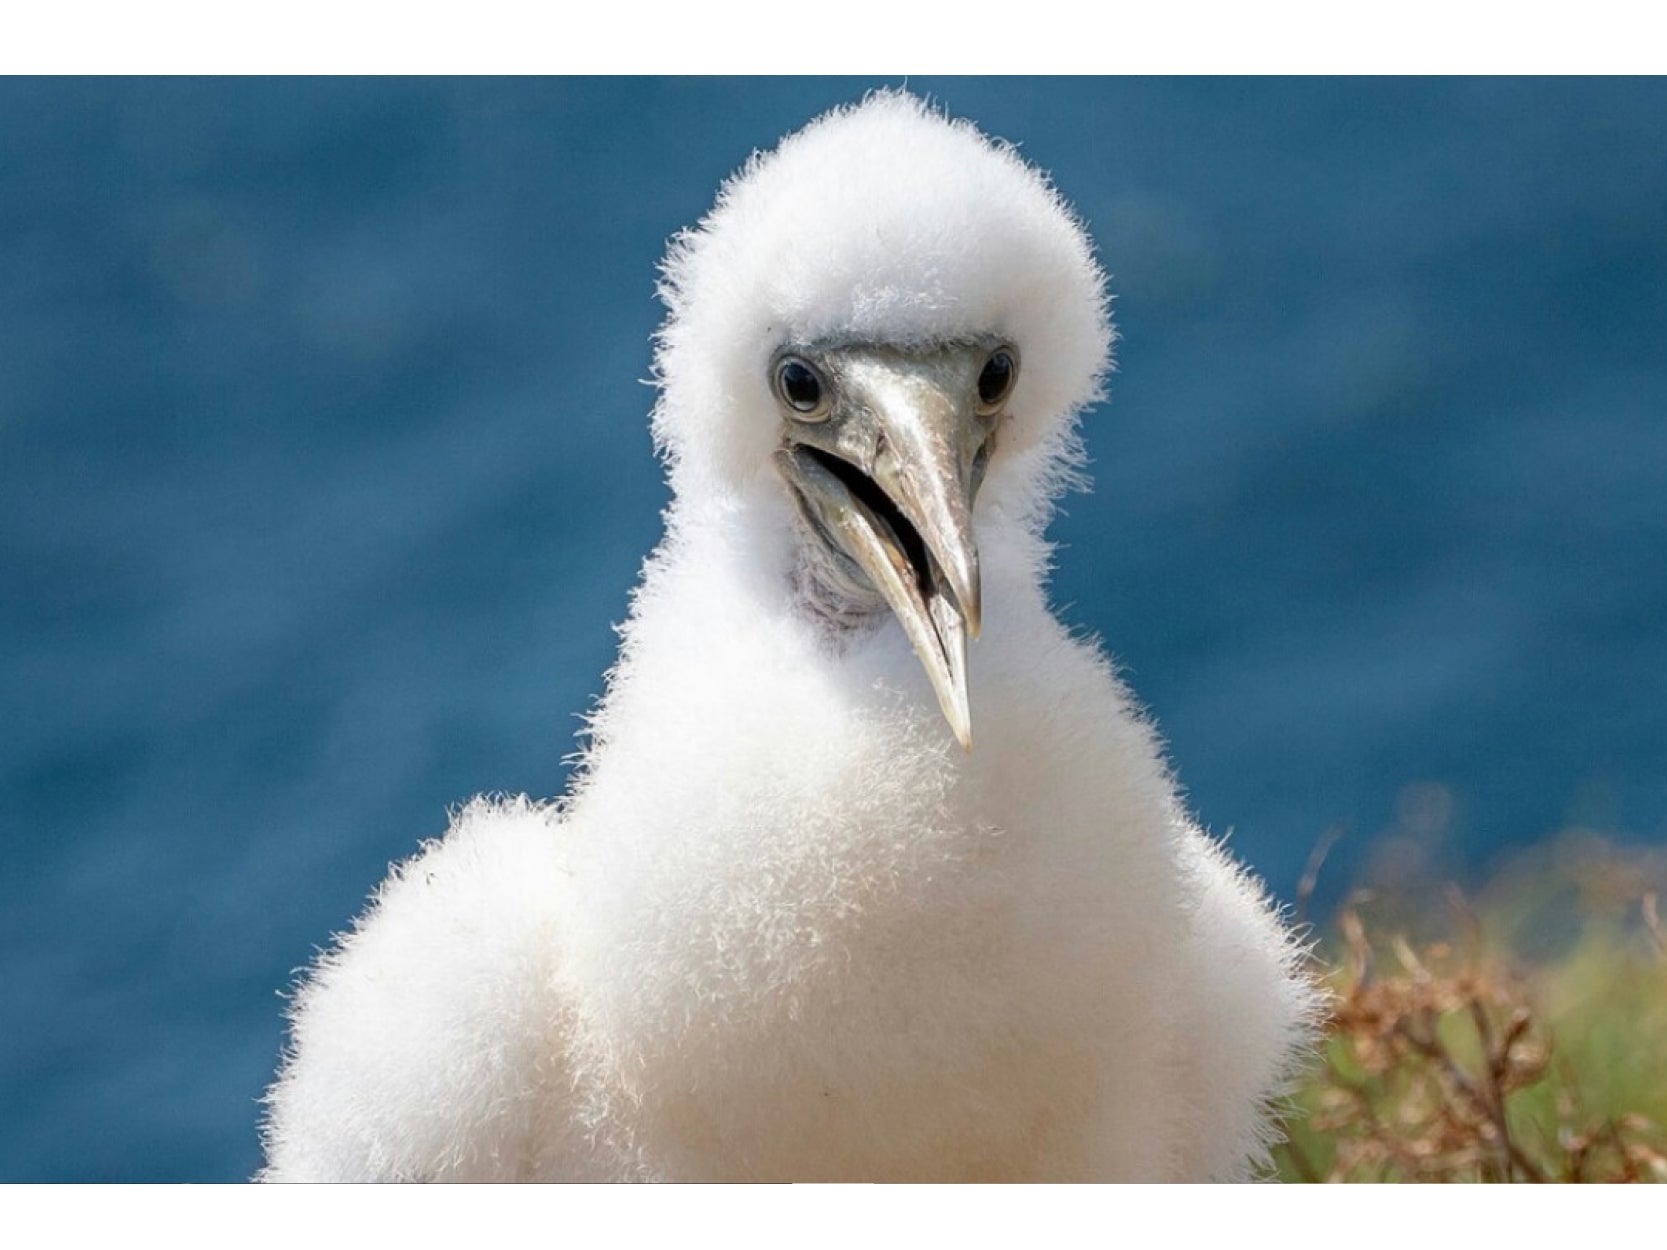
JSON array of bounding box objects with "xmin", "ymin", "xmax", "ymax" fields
[{"xmin": 771, "ymin": 340, "xmax": 1019, "ymax": 750}]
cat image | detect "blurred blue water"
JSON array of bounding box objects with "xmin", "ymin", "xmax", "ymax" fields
[{"xmin": 2, "ymin": 78, "xmax": 1664, "ymax": 1181}]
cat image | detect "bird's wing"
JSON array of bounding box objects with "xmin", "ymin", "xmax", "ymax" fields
[
  {"xmin": 1170, "ymin": 825, "xmax": 1323, "ymax": 1180},
  {"xmin": 259, "ymin": 796, "xmax": 575, "ymax": 1182}
]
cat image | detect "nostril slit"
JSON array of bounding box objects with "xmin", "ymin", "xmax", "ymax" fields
[{"xmin": 971, "ymin": 438, "xmax": 994, "ymax": 497}]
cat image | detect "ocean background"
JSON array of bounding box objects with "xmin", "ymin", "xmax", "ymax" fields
[{"xmin": 2, "ymin": 77, "xmax": 1663, "ymax": 1181}]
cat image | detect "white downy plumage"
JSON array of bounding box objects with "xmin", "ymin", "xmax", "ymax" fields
[{"xmin": 260, "ymin": 92, "xmax": 1318, "ymax": 1183}]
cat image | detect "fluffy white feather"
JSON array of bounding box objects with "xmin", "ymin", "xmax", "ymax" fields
[{"xmin": 260, "ymin": 91, "xmax": 1317, "ymax": 1183}]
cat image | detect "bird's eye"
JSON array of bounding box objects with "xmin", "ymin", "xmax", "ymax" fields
[
  {"xmin": 774, "ymin": 357, "xmax": 828, "ymax": 419},
  {"xmin": 977, "ymin": 349, "xmax": 1018, "ymax": 412}
]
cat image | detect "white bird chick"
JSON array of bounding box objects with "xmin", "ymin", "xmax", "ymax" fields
[{"xmin": 260, "ymin": 91, "xmax": 1317, "ymax": 1183}]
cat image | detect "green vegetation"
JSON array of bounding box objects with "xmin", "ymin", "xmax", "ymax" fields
[{"xmin": 1274, "ymin": 832, "xmax": 1667, "ymax": 1182}]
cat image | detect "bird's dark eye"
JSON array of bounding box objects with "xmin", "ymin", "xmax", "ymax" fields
[
  {"xmin": 977, "ymin": 349, "xmax": 1017, "ymax": 411},
  {"xmin": 774, "ymin": 357, "xmax": 827, "ymax": 418}
]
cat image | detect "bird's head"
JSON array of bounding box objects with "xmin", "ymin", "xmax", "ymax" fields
[{"xmin": 652, "ymin": 92, "xmax": 1111, "ymax": 749}]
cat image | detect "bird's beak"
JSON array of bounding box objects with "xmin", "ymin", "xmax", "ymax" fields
[{"xmin": 775, "ymin": 346, "xmax": 998, "ymax": 751}]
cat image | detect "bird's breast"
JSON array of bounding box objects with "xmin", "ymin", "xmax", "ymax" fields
[{"xmin": 553, "ymin": 551, "xmax": 1194, "ymax": 1179}]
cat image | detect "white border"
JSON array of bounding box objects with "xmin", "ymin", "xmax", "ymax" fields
[
  {"xmin": 6, "ymin": 1181, "xmax": 1657, "ymax": 1247},
  {"xmin": 5, "ymin": 2, "xmax": 1661, "ymax": 73}
]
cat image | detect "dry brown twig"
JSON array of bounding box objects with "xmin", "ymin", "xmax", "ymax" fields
[{"xmin": 1275, "ymin": 891, "xmax": 1667, "ymax": 1183}]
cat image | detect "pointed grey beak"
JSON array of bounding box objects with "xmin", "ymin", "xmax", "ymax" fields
[{"xmin": 773, "ymin": 342, "xmax": 1011, "ymax": 750}]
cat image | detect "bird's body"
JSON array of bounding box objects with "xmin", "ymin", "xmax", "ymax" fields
[{"xmin": 261, "ymin": 94, "xmax": 1316, "ymax": 1183}]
